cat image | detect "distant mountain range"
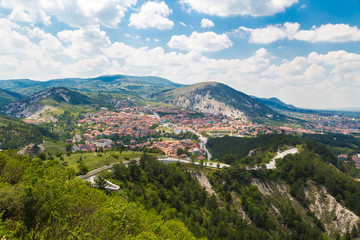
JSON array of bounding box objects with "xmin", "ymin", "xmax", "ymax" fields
[
  {"xmin": 252, "ymin": 97, "xmax": 298, "ymax": 111},
  {"xmin": 0, "ymin": 74, "xmax": 183, "ymax": 98},
  {"xmin": 0, "ymin": 74, "xmax": 337, "ymax": 121}
]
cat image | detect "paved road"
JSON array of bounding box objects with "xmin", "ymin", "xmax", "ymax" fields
[
  {"xmin": 78, "ymin": 163, "xmax": 120, "ymax": 180},
  {"xmin": 158, "ymin": 157, "xmax": 229, "ymax": 168},
  {"xmin": 80, "ymin": 148, "xmax": 298, "ymax": 189},
  {"xmin": 247, "ymin": 147, "xmax": 298, "ymax": 170},
  {"xmin": 190, "ymin": 129, "xmax": 212, "ymax": 161},
  {"xmin": 86, "ymin": 175, "xmax": 121, "ymax": 191}
]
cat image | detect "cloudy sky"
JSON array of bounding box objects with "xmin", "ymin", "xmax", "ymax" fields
[{"xmin": 1, "ymin": 0, "xmax": 360, "ymax": 109}]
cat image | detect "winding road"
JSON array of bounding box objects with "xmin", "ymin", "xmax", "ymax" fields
[
  {"xmin": 79, "ymin": 147, "xmax": 299, "ymax": 190},
  {"xmin": 247, "ymin": 147, "xmax": 299, "ymax": 170}
]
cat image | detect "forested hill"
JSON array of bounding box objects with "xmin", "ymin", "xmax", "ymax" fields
[
  {"xmin": 0, "ymin": 115, "xmax": 57, "ymax": 151},
  {"xmin": 0, "ymin": 89, "xmax": 23, "ymax": 106},
  {"xmin": 2, "ymin": 137, "xmax": 360, "ymax": 239},
  {"xmin": 0, "ymin": 74, "xmax": 183, "ymax": 98}
]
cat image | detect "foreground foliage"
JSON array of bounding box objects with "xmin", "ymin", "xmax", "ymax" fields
[{"xmin": 0, "ymin": 151, "xmax": 197, "ymax": 239}]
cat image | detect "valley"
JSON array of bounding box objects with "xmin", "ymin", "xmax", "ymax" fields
[{"xmin": 1, "ymin": 75, "xmax": 360, "ymax": 239}]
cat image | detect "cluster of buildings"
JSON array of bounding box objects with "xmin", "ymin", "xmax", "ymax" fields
[
  {"xmin": 285, "ymin": 111, "xmax": 360, "ymax": 134},
  {"xmin": 338, "ymin": 154, "xmax": 360, "ymax": 169},
  {"xmin": 69, "ymin": 105, "xmax": 360, "ymax": 159},
  {"xmin": 70, "ymin": 107, "xmax": 159, "ymax": 152},
  {"xmin": 129, "ymin": 139, "xmax": 204, "ymax": 159}
]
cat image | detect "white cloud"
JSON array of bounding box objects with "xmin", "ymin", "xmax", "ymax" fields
[
  {"xmin": 294, "ymin": 24, "xmax": 360, "ymax": 42},
  {"xmin": 179, "ymin": 21, "xmax": 187, "ymax": 27},
  {"xmin": 167, "ymin": 31, "xmax": 233, "ymax": 52},
  {"xmin": 237, "ymin": 22, "xmax": 299, "ymax": 43},
  {"xmin": 58, "ymin": 25, "xmax": 111, "ymax": 59},
  {"xmin": 237, "ymin": 23, "xmax": 360, "ymax": 43},
  {"xmin": 8, "ymin": 7, "xmax": 51, "ymax": 25},
  {"xmin": 0, "ymin": 0, "xmax": 136, "ymax": 27},
  {"xmin": 180, "ymin": 0, "xmax": 298, "ymax": 17},
  {"xmin": 129, "ymin": 1, "xmax": 174, "ymax": 30},
  {"xmin": 201, "ymin": 18, "xmax": 214, "ymax": 28},
  {"xmin": 1, "ymin": 17, "xmax": 360, "ymax": 109}
]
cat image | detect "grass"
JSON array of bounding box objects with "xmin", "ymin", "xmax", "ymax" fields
[
  {"xmin": 43, "ymin": 140, "xmax": 66, "ymax": 153},
  {"xmin": 60, "ymin": 151, "xmax": 159, "ymax": 171}
]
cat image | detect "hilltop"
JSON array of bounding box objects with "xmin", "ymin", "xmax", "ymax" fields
[
  {"xmin": 155, "ymin": 82, "xmax": 288, "ymax": 121},
  {"xmin": 0, "ymin": 87, "xmax": 92, "ymax": 118},
  {"xmin": 0, "ymin": 74, "xmax": 183, "ymax": 98}
]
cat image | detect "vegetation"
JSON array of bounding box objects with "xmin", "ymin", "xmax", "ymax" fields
[
  {"xmin": 0, "ymin": 116, "xmax": 58, "ymax": 150},
  {"xmin": 275, "ymin": 140, "xmax": 360, "ymax": 214},
  {"xmin": 0, "ymin": 150, "xmax": 197, "ymax": 239},
  {"xmin": 302, "ymin": 133, "xmax": 360, "ymax": 155},
  {"xmin": 207, "ymin": 134, "xmax": 300, "ymax": 163},
  {"xmin": 1, "ymin": 133, "xmax": 360, "ymax": 239},
  {"xmin": 106, "ymin": 153, "xmax": 270, "ymax": 239}
]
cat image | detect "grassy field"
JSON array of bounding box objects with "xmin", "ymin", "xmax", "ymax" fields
[
  {"xmin": 59, "ymin": 151, "xmax": 159, "ymax": 171},
  {"xmin": 43, "ymin": 140, "xmax": 66, "ymax": 153}
]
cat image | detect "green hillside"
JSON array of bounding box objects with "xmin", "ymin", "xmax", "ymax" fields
[
  {"xmin": 0, "ymin": 75, "xmax": 184, "ymax": 98},
  {"xmin": 0, "ymin": 115, "xmax": 58, "ymax": 150},
  {"xmin": 207, "ymin": 134, "xmax": 301, "ymax": 163},
  {"xmin": 0, "ymin": 150, "xmax": 197, "ymax": 239},
  {"xmin": 0, "ymin": 89, "xmax": 23, "ymax": 106},
  {"xmin": 0, "ymin": 87, "xmax": 93, "ymax": 118},
  {"xmin": 1, "ymin": 136, "xmax": 360, "ymax": 239}
]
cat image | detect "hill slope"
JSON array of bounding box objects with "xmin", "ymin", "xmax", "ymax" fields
[
  {"xmin": 252, "ymin": 96, "xmax": 298, "ymax": 111},
  {"xmin": 155, "ymin": 82, "xmax": 287, "ymax": 121},
  {"xmin": 0, "ymin": 74, "xmax": 183, "ymax": 97},
  {"xmin": 0, "ymin": 87, "xmax": 91, "ymax": 118},
  {"xmin": 0, "ymin": 114, "xmax": 57, "ymax": 150},
  {"xmin": 0, "ymin": 88, "xmax": 24, "ymax": 106}
]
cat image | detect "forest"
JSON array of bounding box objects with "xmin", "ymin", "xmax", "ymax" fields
[
  {"xmin": 302, "ymin": 133, "xmax": 360, "ymax": 155},
  {"xmin": 0, "ymin": 120, "xmax": 58, "ymax": 150},
  {"xmin": 206, "ymin": 134, "xmax": 301, "ymax": 164},
  {"xmin": 1, "ymin": 134, "xmax": 360, "ymax": 239}
]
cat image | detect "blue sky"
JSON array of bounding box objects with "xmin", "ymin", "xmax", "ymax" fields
[{"xmin": 1, "ymin": 0, "xmax": 360, "ymax": 109}]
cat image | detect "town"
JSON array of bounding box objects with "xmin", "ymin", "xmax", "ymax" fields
[{"xmin": 68, "ymin": 103, "xmax": 360, "ymax": 165}]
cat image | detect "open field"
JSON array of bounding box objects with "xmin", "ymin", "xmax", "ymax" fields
[{"xmin": 60, "ymin": 151, "xmax": 159, "ymax": 171}]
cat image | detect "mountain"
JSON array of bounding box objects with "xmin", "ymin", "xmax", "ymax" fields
[
  {"xmin": 0, "ymin": 74, "xmax": 184, "ymax": 97},
  {"xmin": 252, "ymin": 97, "xmax": 298, "ymax": 111},
  {"xmin": 154, "ymin": 82, "xmax": 287, "ymax": 121},
  {"xmin": 255, "ymin": 96, "xmax": 360, "ymax": 116},
  {"xmin": 0, "ymin": 87, "xmax": 92, "ymax": 118},
  {"xmin": 0, "ymin": 88, "xmax": 24, "ymax": 106}
]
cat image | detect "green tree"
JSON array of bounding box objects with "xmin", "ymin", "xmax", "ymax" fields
[
  {"xmin": 94, "ymin": 174, "xmax": 107, "ymax": 190},
  {"xmin": 77, "ymin": 161, "xmax": 89, "ymax": 175}
]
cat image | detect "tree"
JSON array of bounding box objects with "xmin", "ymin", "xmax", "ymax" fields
[
  {"xmin": 77, "ymin": 161, "xmax": 89, "ymax": 175},
  {"xmin": 223, "ymin": 154, "xmax": 235, "ymax": 165},
  {"xmin": 112, "ymin": 163, "xmax": 129, "ymax": 181},
  {"xmin": 94, "ymin": 174, "xmax": 107, "ymax": 190},
  {"xmin": 38, "ymin": 152, "xmax": 47, "ymax": 160},
  {"xmin": 65, "ymin": 143, "xmax": 73, "ymax": 152},
  {"xmin": 200, "ymin": 158, "xmax": 204, "ymax": 167},
  {"xmin": 191, "ymin": 154, "xmax": 197, "ymax": 164}
]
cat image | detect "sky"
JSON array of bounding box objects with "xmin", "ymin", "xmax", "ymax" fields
[{"xmin": 1, "ymin": 0, "xmax": 360, "ymax": 109}]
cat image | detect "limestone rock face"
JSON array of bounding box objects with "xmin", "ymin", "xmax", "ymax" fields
[{"xmin": 155, "ymin": 82, "xmax": 285, "ymax": 121}]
